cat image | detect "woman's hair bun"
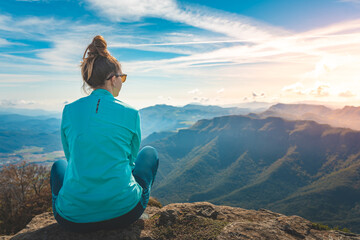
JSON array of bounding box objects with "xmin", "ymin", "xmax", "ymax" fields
[
  {"xmin": 81, "ymin": 35, "xmax": 121, "ymax": 94},
  {"xmin": 84, "ymin": 35, "xmax": 110, "ymax": 59}
]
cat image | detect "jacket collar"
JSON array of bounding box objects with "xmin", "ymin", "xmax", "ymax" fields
[{"xmin": 90, "ymin": 88, "xmax": 114, "ymax": 98}]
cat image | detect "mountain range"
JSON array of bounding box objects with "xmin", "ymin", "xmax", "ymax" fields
[
  {"xmin": 0, "ymin": 104, "xmax": 253, "ymax": 167},
  {"xmin": 0, "ymin": 103, "xmax": 251, "ymax": 154},
  {"xmin": 0, "ymin": 107, "xmax": 61, "ymax": 118},
  {"xmin": 139, "ymin": 104, "xmax": 252, "ymax": 138},
  {"xmin": 0, "ymin": 114, "xmax": 61, "ymax": 154},
  {"xmin": 1, "ymin": 104, "xmax": 360, "ymax": 232},
  {"xmin": 254, "ymin": 103, "xmax": 360, "ymax": 131},
  {"xmin": 147, "ymin": 115, "xmax": 360, "ymax": 232}
]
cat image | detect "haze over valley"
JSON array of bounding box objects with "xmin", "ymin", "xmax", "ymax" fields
[{"xmin": 1, "ymin": 102, "xmax": 360, "ymax": 232}]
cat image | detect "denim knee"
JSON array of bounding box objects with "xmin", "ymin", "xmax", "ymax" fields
[
  {"xmin": 50, "ymin": 159, "xmax": 67, "ymax": 196},
  {"xmin": 138, "ymin": 146, "xmax": 158, "ymax": 160},
  {"xmin": 133, "ymin": 146, "xmax": 159, "ymax": 188},
  {"xmin": 136, "ymin": 146, "xmax": 159, "ymax": 171},
  {"xmin": 51, "ymin": 159, "xmax": 68, "ymax": 176}
]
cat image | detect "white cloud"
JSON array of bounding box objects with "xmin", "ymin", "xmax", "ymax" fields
[
  {"xmin": 188, "ymin": 88, "xmax": 202, "ymax": 94},
  {"xmin": 0, "ymin": 99, "xmax": 36, "ymax": 107},
  {"xmin": 282, "ymin": 81, "xmax": 332, "ymax": 98},
  {"xmin": 155, "ymin": 95, "xmax": 173, "ymax": 104},
  {"xmin": 84, "ymin": 0, "xmax": 287, "ymax": 41},
  {"xmin": 282, "ymin": 82, "xmax": 305, "ymax": 95},
  {"xmin": 0, "ymin": 98, "xmax": 69, "ymax": 111},
  {"xmin": 0, "ymin": 74, "xmax": 47, "ymax": 83},
  {"xmin": 0, "ymin": 38, "xmax": 14, "ymax": 46},
  {"xmin": 303, "ymin": 55, "xmax": 353, "ymax": 79},
  {"xmin": 0, "ymin": 14, "xmax": 115, "ymax": 72},
  {"xmin": 36, "ymin": 38, "xmax": 86, "ymax": 71},
  {"xmin": 120, "ymin": 17, "xmax": 360, "ymax": 96},
  {"xmin": 79, "ymin": 0, "xmax": 359, "ymax": 78},
  {"xmin": 1, "ymin": 3, "xmax": 360, "ymax": 108},
  {"xmin": 0, "ymin": 14, "xmax": 66, "ymax": 34},
  {"xmin": 111, "ymin": 39, "xmax": 249, "ymax": 51},
  {"xmin": 85, "ymin": 0, "xmax": 178, "ymax": 22},
  {"xmin": 193, "ymin": 96, "xmax": 209, "ymax": 103},
  {"xmin": 3, "ymin": 8, "xmax": 359, "ymax": 82},
  {"xmin": 338, "ymin": 0, "xmax": 360, "ymax": 3},
  {"xmin": 18, "ymin": 100, "xmax": 36, "ymax": 105},
  {"xmin": 338, "ymin": 90, "xmax": 356, "ymax": 97},
  {"xmin": 309, "ymin": 84, "xmax": 330, "ymax": 97},
  {"xmin": 216, "ymin": 88, "xmax": 224, "ymax": 94}
]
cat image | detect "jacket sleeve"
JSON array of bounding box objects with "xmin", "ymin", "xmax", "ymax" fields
[
  {"xmin": 61, "ymin": 105, "xmax": 71, "ymax": 162},
  {"xmin": 129, "ymin": 111, "xmax": 141, "ymax": 170}
]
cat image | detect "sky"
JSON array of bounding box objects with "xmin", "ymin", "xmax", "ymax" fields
[{"xmin": 1, "ymin": 0, "xmax": 360, "ymax": 111}]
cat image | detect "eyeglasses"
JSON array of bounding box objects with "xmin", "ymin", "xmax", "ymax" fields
[
  {"xmin": 117, "ymin": 73, "xmax": 127, "ymax": 83},
  {"xmin": 107, "ymin": 73, "xmax": 127, "ymax": 83}
]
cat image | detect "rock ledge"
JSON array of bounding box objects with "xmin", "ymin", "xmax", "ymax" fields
[{"xmin": 1, "ymin": 202, "xmax": 359, "ymax": 240}]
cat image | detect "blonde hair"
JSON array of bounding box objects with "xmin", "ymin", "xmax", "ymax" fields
[{"xmin": 81, "ymin": 35, "xmax": 121, "ymax": 94}]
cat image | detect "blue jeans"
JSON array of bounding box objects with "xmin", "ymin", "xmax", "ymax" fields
[{"xmin": 50, "ymin": 146, "xmax": 159, "ymax": 233}]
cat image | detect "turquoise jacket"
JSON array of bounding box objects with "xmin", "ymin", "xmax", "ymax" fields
[{"xmin": 56, "ymin": 88, "xmax": 143, "ymax": 223}]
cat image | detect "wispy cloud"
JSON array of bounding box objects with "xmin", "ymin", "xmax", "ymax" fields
[
  {"xmin": 122, "ymin": 17, "xmax": 360, "ymax": 83},
  {"xmin": 0, "ymin": 74, "xmax": 51, "ymax": 83},
  {"xmin": 1, "ymin": 2, "xmax": 360, "ymax": 108},
  {"xmin": 0, "ymin": 14, "xmax": 66, "ymax": 34},
  {"xmin": 115, "ymin": 39, "xmax": 248, "ymax": 47},
  {"xmin": 0, "ymin": 98, "xmax": 67, "ymax": 110},
  {"xmin": 216, "ymin": 88, "xmax": 224, "ymax": 94},
  {"xmin": 9, "ymin": 7, "xmax": 360, "ymax": 78},
  {"xmin": 0, "ymin": 14, "xmax": 116, "ymax": 73},
  {"xmin": 338, "ymin": 0, "xmax": 360, "ymax": 3},
  {"xmin": 339, "ymin": 90, "xmax": 356, "ymax": 97},
  {"xmin": 0, "ymin": 38, "xmax": 16, "ymax": 46},
  {"xmin": 282, "ymin": 82, "xmax": 305, "ymax": 95},
  {"xmin": 84, "ymin": 0, "xmax": 288, "ymax": 41},
  {"xmin": 85, "ymin": 0, "xmax": 178, "ymax": 22},
  {"xmin": 188, "ymin": 88, "xmax": 202, "ymax": 95},
  {"xmin": 309, "ymin": 83, "xmax": 330, "ymax": 97},
  {"xmin": 282, "ymin": 81, "xmax": 357, "ymax": 99}
]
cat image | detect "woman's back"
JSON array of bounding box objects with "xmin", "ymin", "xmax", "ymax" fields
[
  {"xmin": 56, "ymin": 88, "xmax": 142, "ymax": 223},
  {"xmin": 50, "ymin": 35, "xmax": 158, "ymax": 232}
]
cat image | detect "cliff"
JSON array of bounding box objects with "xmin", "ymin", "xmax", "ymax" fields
[{"xmin": 1, "ymin": 202, "xmax": 359, "ymax": 240}]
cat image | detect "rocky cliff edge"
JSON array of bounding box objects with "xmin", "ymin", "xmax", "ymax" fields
[{"xmin": 1, "ymin": 202, "xmax": 359, "ymax": 240}]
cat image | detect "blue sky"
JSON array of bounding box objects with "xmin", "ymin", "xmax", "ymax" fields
[{"xmin": 1, "ymin": 0, "xmax": 360, "ymax": 111}]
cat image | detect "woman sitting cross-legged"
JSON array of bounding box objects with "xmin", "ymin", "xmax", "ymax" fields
[{"xmin": 50, "ymin": 35, "xmax": 159, "ymax": 233}]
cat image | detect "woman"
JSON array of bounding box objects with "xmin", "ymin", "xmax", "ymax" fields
[{"xmin": 50, "ymin": 35, "xmax": 159, "ymax": 233}]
